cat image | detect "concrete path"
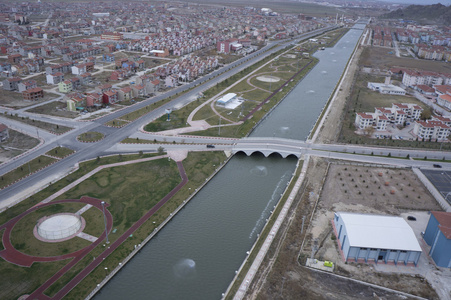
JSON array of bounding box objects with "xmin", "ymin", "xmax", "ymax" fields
[
  {"xmin": 76, "ymin": 204, "xmax": 93, "ymax": 215},
  {"xmin": 77, "ymin": 232, "xmax": 98, "ymax": 242}
]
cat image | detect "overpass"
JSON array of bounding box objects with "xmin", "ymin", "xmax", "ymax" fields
[
  {"xmin": 232, "ymin": 137, "xmax": 305, "ymax": 158},
  {"xmin": 231, "ymin": 137, "xmax": 451, "ymax": 162}
]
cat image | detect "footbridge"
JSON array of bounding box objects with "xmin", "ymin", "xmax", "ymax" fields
[{"xmin": 232, "ymin": 137, "xmax": 308, "ymax": 158}]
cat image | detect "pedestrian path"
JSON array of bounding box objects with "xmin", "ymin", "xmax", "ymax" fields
[
  {"xmin": 76, "ymin": 204, "xmax": 92, "ymax": 215},
  {"xmin": 77, "ymin": 231, "xmax": 98, "ymax": 242}
]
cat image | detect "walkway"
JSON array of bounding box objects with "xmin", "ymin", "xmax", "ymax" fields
[
  {"xmin": 234, "ymin": 155, "xmax": 309, "ymax": 300},
  {"xmin": 0, "ymin": 157, "xmax": 189, "ymax": 299}
]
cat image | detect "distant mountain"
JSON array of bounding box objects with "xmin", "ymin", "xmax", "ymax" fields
[{"xmin": 380, "ymin": 3, "xmax": 451, "ymax": 24}]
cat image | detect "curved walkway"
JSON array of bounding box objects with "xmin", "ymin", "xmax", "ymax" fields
[{"xmin": 0, "ymin": 157, "xmax": 188, "ymax": 299}]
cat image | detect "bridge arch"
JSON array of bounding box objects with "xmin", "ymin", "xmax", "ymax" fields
[{"xmin": 232, "ymin": 150, "xmax": 301, "ymax": 159}]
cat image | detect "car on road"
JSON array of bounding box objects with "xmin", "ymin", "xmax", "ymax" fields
[
  {"xmin": 407, "ymin": 216, "xmax": 416, "ymax": 221},
  {"xmin": 433, "ymin": 164, "xmax": 442, "ymax": 168},
  {"xmin": 206, "ymin": 145, "xmax": 215, "ymax": 148}
]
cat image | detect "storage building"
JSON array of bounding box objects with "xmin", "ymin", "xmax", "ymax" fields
[
  {"xmin": 333, "ymin": 212, "xmax": 422, "ymax": 266},
  {"xmin": 423, "ymin": 211, "xmax": 451, "ymax": 268},
  {"xmin": 216, "ymin": 93, "xmax": 236, "ymax": 106}
]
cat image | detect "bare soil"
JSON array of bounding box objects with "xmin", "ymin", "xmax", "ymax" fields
[
  {"xmin": 0, "ymin": 89, "xmax": 60, "ymax": 109},
  {"xmin": 26, "ymin": 101, "xmax": 78, "ymax": 119},
  {"xmin": 247, "ymin": 157, "xmax": 439, "ymax": 300},
  {"xmin": 0, "ymin": 130, "xmax": 39, "ymax": 163},
  {"xmin": 360, "ymin": 46, "xmax": 451, "ymax": 74}
]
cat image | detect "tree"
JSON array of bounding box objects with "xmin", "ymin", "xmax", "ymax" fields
[
  {"xmin": 157, "ymin": 146, "xmax": 165, "ymax": 155},
  {"xmin": 420, "ymin": 108, "xmax": 432, "ymax": 120},
  {"xmin": 363, "ymin": 126, "xmax": 375, "ymax": 137}
]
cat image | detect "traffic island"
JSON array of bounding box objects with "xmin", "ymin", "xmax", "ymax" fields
[{"xmin": 77, "ymin": 132, "xmax": 105, "ymax": 143}]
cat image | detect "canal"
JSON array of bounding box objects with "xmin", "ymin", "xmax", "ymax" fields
[{"xmin": 95, "ymin": 22, "xmax": 365, "ymax": 300}]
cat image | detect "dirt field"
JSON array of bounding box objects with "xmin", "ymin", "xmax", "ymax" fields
[
  {"xmin": 26, "ymin": 101, "xmax": 78, "ymax": 118},
  {"xmin": 247, "ymin": 157, "xmax": 439, "ymax": 300},
  {"xmin": 0, "ymin": 130, "xmax": 40, "ymax": 163},
  {"xmin": 0, "ymin": 89, "xmax": 60, "ymax": 109},
  {"xmin": 360, "ymin": 46, "xmax": 451, "ymax": 73}
]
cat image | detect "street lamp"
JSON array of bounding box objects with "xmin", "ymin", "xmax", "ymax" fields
[{"xmin": 101, "ymin": 201, "xmax": 109, "ymax": 244}]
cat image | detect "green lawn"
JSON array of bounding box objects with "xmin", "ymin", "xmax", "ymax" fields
[
  {"xmin": 0, "ymin": 156, "xmax": 57, "ymax": 189},
  {"xmin": 2, "ymin": 113, "xmax": 73, "ymax": 134},
  {"xmin": 51, "ymin": 151, "xmax": 227, "ymax": 299},
  {"xmin": 77, "ymin": 132, "xmax": 104, "ymax": 142},
  {"xmin": 143, "ymin": 99, "xmax": 206, "ymax": 132},
  {"xmin": 10, "ymin": 202, "xmax": 91, "ymax": 257},
  {"xmin": 45, "ymin": 147, "xmax": 75, "ymax": 158}
]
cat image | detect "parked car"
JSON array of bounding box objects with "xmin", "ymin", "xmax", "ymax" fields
[
  {"xmin": 206, "ymin": 145, "xmax": 215, "ymax": 148},
  {"xmin": 433, "ymin": 164, "xmax": 442, "ymax": 168},
  {"xmin": 407, "ymin": 216, "xmax": 416, "ymax": 221}
]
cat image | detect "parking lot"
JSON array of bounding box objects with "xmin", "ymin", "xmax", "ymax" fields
[{"xmin": 421, "ymin": 169, "xmax": 451, "ymax": 205}]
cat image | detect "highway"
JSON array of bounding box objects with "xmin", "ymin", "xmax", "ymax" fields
[{"xmin": 0, "ymin": 25, "xmax": 339, "ymax": 209}]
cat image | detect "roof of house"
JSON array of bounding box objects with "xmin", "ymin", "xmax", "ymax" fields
[
  {"xmin": 0, "ymin": 123, "xmax": 7, "ymax": 132},
  {"xmin": 357, "ymin": 112, "xmax": 373, "ymax": 119},
  {"xmin": 23, "ymin": 87, "xmax": 43, "ymax": 93},
  {"xmin": 431, "ymin": 211, "xmax": 451, "ymax": 239},
  {"xmin": 336, "ymin": 212, "xmax": 422, "ymax": 252}
]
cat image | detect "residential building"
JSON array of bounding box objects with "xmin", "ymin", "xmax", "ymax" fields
[
  {"xmin": 22, "ymin": 87, "xmax": 44, "ymax": 100},
  {"xmin": 17, "ymin": 80, "xmax": 37, "ymax": 92},
  {"xmin": 118, "ymin": 86, "xmax": 133, "ymax": 101},
  {"xmin": 46, "ymin": 72, "xmax": 64, "ymax": 85},
  {"xmin": 437, "ymin": 94, "xmax": 451, "ymax": 110},
  {"xmin": 2, "ymin": 77, "xmax": 21, "ymax": 90},
  {"xmin": 413, "ymin": 120, "xmax": 450, "ymax": 141},
  {"xmin": 355, "ymin": 113, "xmax": 374, "ymax": 130},
  {"xmin": 103, "ymin": 90, "xmax": 119, "ymax": 105},
  {"xmin": 58, "ymin": 80, "xmax": 73, "ymax": 93}
]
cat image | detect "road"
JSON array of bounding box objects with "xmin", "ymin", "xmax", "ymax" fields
[{"xmin": 0, "ymin": 25, "xmax": 339, "ymax": 208}]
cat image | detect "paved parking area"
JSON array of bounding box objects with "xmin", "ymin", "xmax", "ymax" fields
[{"xmin": 421, "ymin": 169, "xmax": 451, "ymax": 205}]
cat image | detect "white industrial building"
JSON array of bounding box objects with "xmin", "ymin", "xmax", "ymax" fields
[
  {"xmin": 333, "ymin": 212, "xmax": 422, "ymax": 266},
  {"xmin": 216, "ymin": 93, "xmax": 237, "ymax": 106}
]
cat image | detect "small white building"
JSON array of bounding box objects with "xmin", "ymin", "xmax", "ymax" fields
[
  {"xmin": 333, "ymin": 212, "xmax": 422, "ymax": 266},
  {"xmin": 367, "ymin": 81, "xmax": 406, "ymax": 96},
  {"xmin": 216, "ymin": 93, "xmax": 237, "ymax": 106}
]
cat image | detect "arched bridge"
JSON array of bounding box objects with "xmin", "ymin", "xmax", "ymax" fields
[{"xmin": 232, "ymin": 137, "xmax": 307, "ymax": 158}]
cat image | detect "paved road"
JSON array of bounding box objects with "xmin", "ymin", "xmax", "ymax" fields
[{"xmin": 0, "ymin": 26, "xmax": 337, "ymax": 206}]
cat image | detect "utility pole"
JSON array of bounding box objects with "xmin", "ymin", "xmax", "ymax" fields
[
  {"xmin": 101, "ymin": 201, "xmax": 109, "ymax": 244},
  {"xmin": 218, "ymin": 117, "xmax": 221, "ymax": 136}
]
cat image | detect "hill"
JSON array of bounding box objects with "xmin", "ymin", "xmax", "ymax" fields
[{"xmin": 380, "ymin": 3, "xmax": 451, "ymax": 25}]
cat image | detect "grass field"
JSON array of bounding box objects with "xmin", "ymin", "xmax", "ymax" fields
[
  {"xmin": 77, "ymin": 132, "xmax": 104, "ymax": 142},
  {"xmin": 360, "ymin": 46, "xmax": 451, "ymax": 73},
  {"xmin": 107, "ymin": 97, "xmax": 172, "ymax": 127},
  {"xmin": 45, "ymin": 147, "xmax": 75, "ymax": 158},
  {"xmin": 0, "ymin": 155, "xmax": 58, "ymax": 190},
  {"xmin": 10, "ymin": 202, "xmax": 91, "ymax": 257},
  {"xmin": 2, "ymin": 113, "xmax": 73, "ymax": 134},
  {"xmin": 49, "ymin": 151, "xmax": 226, "ymax": 299}
]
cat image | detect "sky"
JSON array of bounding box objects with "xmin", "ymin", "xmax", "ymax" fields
[{"xmin": 381, "ymin": 0, "xmax": 451, "ymax": 5}]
